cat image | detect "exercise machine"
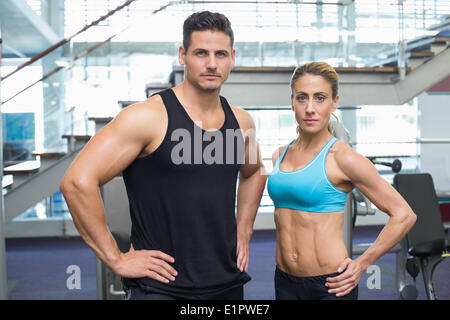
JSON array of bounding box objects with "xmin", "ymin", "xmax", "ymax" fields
[{"xmin": 394, "ymin": 173, "xmax": 450, "ymax": 300}]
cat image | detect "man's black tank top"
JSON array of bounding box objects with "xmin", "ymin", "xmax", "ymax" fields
[{"xmin": 122, "ymin": 88, "xmax": 251, "ymax": 295}]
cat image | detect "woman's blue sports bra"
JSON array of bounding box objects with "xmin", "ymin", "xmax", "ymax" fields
[{"xmin": 267, "ymin": 137, "xmax": 348, "ymax": 213}]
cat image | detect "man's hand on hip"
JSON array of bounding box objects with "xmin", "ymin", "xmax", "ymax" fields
[{"xmin": 112, "ymin": 244, "xmax": 178, "ymax": 284}]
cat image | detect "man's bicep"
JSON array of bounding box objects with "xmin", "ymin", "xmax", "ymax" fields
[
  {"xmin": 271, "ymin": 146, "xmax": 285, "ymax": 167},
  {"xmin": 240, "ymin": 141, "xmax": 263, "ymax": 179},
  {"xmin": 233, "ymin": 107, "xmax": 263, "ymax": 178},
  {"xmin": 66, "ymin": 107, "xmax": 152, "ymax": 186}
]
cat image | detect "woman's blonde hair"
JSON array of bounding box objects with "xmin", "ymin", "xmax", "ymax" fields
[{"xmin": 290, "ymin": 61, "xmax": 339, "ymax": 134}]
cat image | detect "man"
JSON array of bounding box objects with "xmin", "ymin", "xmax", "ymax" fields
[{"xmin": 60, "ymin": 11, "xmax": 266, "ymax": 300}]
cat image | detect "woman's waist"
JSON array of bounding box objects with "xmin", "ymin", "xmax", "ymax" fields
[
  {"xmin": 275, "ymin": 234, "xmax": 348, "ymax": 277},
  {"xmin": 275, "ymin": 265, "xmax": 341, "ymax": 281},
  {"xmin": 276, "ymin": 251, "xmax": 348, "ymax": 277}
]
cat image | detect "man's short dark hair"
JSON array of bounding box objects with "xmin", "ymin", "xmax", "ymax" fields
[{"xmin": 183, "ymin": 11, "xmax": 234, "ymax": 51}]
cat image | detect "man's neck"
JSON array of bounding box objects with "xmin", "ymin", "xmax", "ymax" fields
[{"xmin": 175, "ymin": 81, "xmax": 222, "ymax": 112}]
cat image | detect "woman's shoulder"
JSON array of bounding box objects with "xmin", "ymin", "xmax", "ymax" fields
[
  {"xmin": 331, "ymin": 139, "xmax": 374, "ymax": 176},
  {"xmin": 271, "ymin": 145, "xmax": 288, "ymax": 165},
  {"xmin": 330, "ymin": 138, "xmax": 352, "ymax": 153}
]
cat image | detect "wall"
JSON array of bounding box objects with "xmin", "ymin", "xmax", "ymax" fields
[{"xmin": 419, "ymin": 75, "xmax": 450, "ymax": 191}]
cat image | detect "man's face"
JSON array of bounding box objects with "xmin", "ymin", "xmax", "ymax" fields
[{"xmin": 179, "ymin": 30, "xmax": 235, "ymax": 92}]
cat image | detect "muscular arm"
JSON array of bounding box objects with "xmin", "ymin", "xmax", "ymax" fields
[
  {"xmin": 233, "ymin": 107, "xmax": 267, "ymax": 272},
  {"xmin": 326, "ymin": 144, "xmax": 416, "ymax": 296},
  {"xmin": 60, "ymin": 99, "xmax": 177, "ymax": 282},
  {"xmin": 337, "ymin": 146, "xmax": 416, "ymax": 270}
]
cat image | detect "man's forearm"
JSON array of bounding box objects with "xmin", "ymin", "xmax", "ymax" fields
[
  {"xmin": 61, "ymin": 180, "xmax": 122, "ymax": 270},
  {"xmin": 236, "ymin": 168, "xmax": 267, "ymax": 240}
]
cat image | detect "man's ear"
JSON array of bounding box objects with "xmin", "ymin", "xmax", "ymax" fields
[
  {"xmin": 231, "ymin": 48, "xmax": 236, "ymax": 69},
  {"xmin": 179, "ymin": 45, "xmax": 186, "ymax": 66}
]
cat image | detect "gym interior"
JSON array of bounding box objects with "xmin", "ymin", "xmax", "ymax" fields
[{"xmin": 0, "ymin": 0, "xmax": 449, "ymax": 300}]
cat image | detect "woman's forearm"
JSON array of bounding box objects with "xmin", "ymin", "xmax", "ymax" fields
[{"xmin": 355, "ymin": 208, "xmax": 416, "ymax": 271}]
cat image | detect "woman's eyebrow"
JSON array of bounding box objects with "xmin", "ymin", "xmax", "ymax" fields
[{"xmin": 294, "ymin": 91, "xmax": 328, "ymax": 96}]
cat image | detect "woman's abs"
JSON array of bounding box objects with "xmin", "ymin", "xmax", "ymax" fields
[{"xmin": 274, "ymin": 207, "xmax": 348, "ymax": 277}]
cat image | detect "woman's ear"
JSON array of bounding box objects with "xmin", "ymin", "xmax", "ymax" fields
[{"xmin": 331, "ymin": 95, "xmax": 339, "ymax": 112}]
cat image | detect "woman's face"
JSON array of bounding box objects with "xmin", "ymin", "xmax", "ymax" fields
[{"xmin": 291, "ymin": 73, "xmax": 339, "ymax": 136}]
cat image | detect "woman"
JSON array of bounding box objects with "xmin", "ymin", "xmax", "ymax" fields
[{"xmin": 267, "ymin": 62, "xmax": 416, "ymax": 300}]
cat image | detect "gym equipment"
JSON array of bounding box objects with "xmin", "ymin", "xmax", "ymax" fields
[
  {"xmin": 351, "ymin": 189, "xmax": 376, "ymax": 228},
  {"xmin": 368, "ymin": 157, "xmax": 402, "ymax": 173},
  {"xmin": 393, "ymin": 173, "xmax": 450, "ymax": 300},
  {"xmin": 439, "ymin": 202, "xmax": 450, "ymax": 235}
]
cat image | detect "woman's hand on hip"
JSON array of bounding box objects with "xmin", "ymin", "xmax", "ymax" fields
[{"xmin": 325, "ymin": 258, "xmax": 362, "ymax": 297}]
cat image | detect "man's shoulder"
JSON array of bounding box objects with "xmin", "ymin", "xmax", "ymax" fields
[
  {"xmin": 118, "ymin": 94, "xmax": 166, "ymax": 122},
  {"xmin": 229, "ymin": 105, "xmax": 255, "ymax": 131},
  {"xmin": 107, "ymin": 94, "xmax": 167, "ymax": 141},
  {"xmin": 127, "ymin": 93, "xmax": 165, "ymax": 113}
]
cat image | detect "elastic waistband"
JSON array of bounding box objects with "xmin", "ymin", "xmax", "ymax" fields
[
  {"xmin": 275, "ymin": 266, "xmax": 340, "ymax": 282},
  {"xmin": 123, "ymin": 273, "xmax": 251, "ymax": 297}
]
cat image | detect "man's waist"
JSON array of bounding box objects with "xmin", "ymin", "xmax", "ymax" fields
[{"xmin": 123, "ymin": 271, "xmax": 251, "ymax": 296}]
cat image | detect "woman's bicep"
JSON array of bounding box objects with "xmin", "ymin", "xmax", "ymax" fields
[{"xmin": 337, "ymin": 149, "xmax": 405, "ymax": 216}]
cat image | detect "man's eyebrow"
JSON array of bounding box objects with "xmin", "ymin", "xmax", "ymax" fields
[
  {"xmin": 294, "ymin": 91, "xmax": 328, "ymax": 96},
  {"xmin": 192, "ymin": 48, "xmax": 207, "ymax": 52},
  {"xmin": 191, "ymin": 48, "xmax": 230, "ymax": 53}
]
